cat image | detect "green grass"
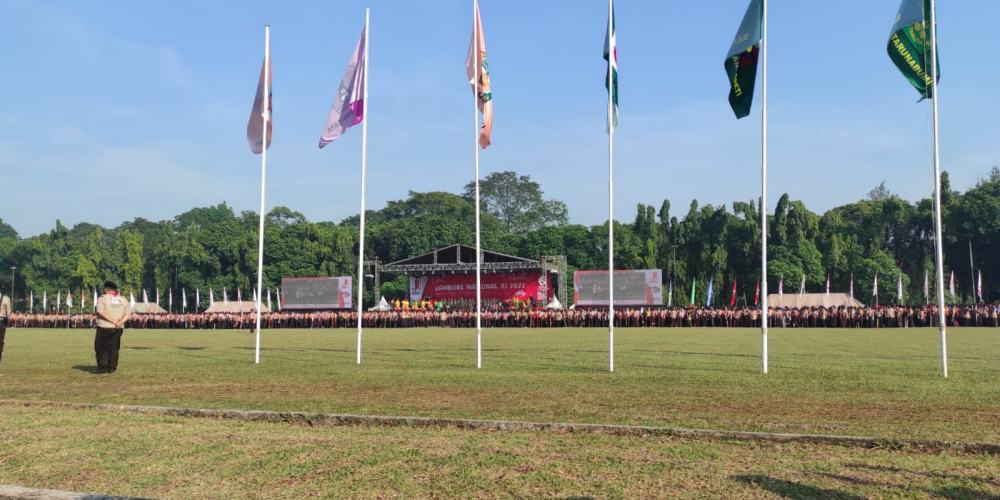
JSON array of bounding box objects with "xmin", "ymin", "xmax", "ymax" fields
[
  {"xmin": 1, "ymin": 327, "xmax": 998, "ymax": 442},
  {"xmin": 1, "ymin": 406, "xmax": 998, "ymax": 499},
  {"xmin": 1, "ymin": 327, "xmax": 998, "ymax": 497}
]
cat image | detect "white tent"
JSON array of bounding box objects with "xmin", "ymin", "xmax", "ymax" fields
[{"xmin": 368, "ymin": 296, "xmax": 392, "ymax": 312}]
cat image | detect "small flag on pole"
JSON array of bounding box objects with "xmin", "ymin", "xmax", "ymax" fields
[
  {"xmin": 977, "ymin": 270, "xmax": 983, "ymax": 301},
  {"xmin": 706, "ymin": 278, "xmax": 714, "ymax": 307},
  {"xmin": 799, "ymin": 274, "xmax": 806, "ymax": 295},
  {"xmin": 467, "ymin": 0, "xmax": 493, "ymax": 148},
  {"xmin": 182, "ymin": 288, "xmax": 188, "ymax": 312},
  {"xmin": 725, "ymin": 0, "xmax": 763, "ymax": 119},
  {"xmin": 318, "ymin": 24, "xmax": 367, "ymax": 147},
  {"xmin": 42, "ymin": 291, "xmax": 47, "ymax": 312},
  {"xmin": 66, "ymin": 291, "xmax": 73, "ymax": 308},
  {"xmin": 247, "ymin": 43, "xmax": 273, "ymax": 154},
  {"xmin": 129, "ymin": 291, "xmax": 136, "ymax": 310},
  {"xmin": 887, "ymin": 0, "xmax": 938, "ymax": 99},
  {"xmin": 196, "ymin": 288, "xmax": 201, "ymax": 312},
  {"xmin": 825, "ymin": 274, "xmax": 831, "ymax": 298},
  {"xmin": 267, "ymin": 289, "xmax": 273, "ymax": 311},
  {"xmin": 603, "ymin": 0, "xmax": 619, "ymax": 130},
  {"xmin": 873, "ymin": 274, "xmax": 879, "ymax": 305},
  {"xmin": 210, "ymin": 288, "xmax": 215, "ymax": 307},
  {"xmin": 778, "ymin": 277, "xmax": 784, "ymax": 301},
  {"xmin": 897, "ymin": 273, "xmax": 904, "ymax": 303},
  {"xmin": 949, "ymin": 270, "xmax": 955, "ymax": 298},
  {"xmin": 667, "ymin": 278, "xmax": 673, "ymax": 307},
  {"xmin": 730, "ymin": 279, "xmax": 737, "ymax": 307},
  {"xmin": 142, "ymin": 289, "xmax": 149, "ymax": 309},
  {"xmin": 754, "ymin": 279, "xmax": 760, "ymax": 306},
  {"xmin": 223, "ymin": 288, "xmax": 229, "ymax": 305},
  {"xmin": 689, "ymin": 278, "xmax": 696, "ymax": 305},
  {"xmin": 849, "ymin": 274, "xmax": 855, "ymax": 299}
]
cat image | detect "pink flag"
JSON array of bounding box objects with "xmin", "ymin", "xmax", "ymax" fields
[
  {"xmin": 467, "ymin": 0, "xmax": 493, "ymax": 149},
  {"xmin": 319, "ymin": 26, "xmax": 367, "ymax": 147},
  {"xmin": 247, "ymin": 42, "xmax": 273, "ymax": 155}
]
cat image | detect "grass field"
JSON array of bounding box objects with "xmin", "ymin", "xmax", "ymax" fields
[{"xmin": 1, "ymin": 327, "xmax": 998, "ymax": 497}]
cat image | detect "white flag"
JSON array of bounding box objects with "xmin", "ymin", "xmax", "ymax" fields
[
  {"xmin": 182, "ymin": 288, "xmax": 188, "ymax": 311},
  {"xmin": 267, "ymin": 289, "xmax": 273, "ymax": 311},
  {"xmin": 247, "ymin": 33, "xmax": 273, "ymax": 155},
  {"xmin": 897, "ymin": 273, "xmax": 904, "ymax": 303}
]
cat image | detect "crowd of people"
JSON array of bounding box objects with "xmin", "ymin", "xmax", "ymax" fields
[{"xmin": 7, "ymin": 303, "xmax": 1000, "ymax": 329}]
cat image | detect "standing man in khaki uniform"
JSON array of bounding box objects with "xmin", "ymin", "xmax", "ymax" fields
[
  {"xmin": 0, "ymin": 291, "xmax": 10, "ymax": 369},
  {"xmin": 94, "ymin": 281, "xmax": 131, "ymax": 374}
]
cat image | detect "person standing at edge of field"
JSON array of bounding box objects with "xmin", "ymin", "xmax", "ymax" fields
[
  {"xmin": 94, "ymin": 280, "xmax": 131, "ymax": 374},
  {"xmin": 0, "ymin": 290, "xmax": 11, "ymax": 371}
]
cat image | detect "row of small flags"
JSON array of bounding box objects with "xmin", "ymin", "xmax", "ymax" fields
[
  {"xmin": 22, "ymin": 288, "xmax": 282, "ymax": 313},
  {"xmin": 667, "ymin": 269, "xmax": 985, "ymax": 307}
]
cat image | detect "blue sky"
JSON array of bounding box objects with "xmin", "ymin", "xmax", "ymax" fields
[{"xmin": 3, "ymin": 0, "xmax": 998, "ymax": 237}]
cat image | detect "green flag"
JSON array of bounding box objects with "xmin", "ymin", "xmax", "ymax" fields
[
  {"xmin": 724, "ymin": 0, "xmax": 762, "ymax": 119},
  {"xmin": 888, "ymin": 0, "xmax": 938, "ymax": 99},
  {"xmin": 689, "ymin": 278, "xmax": 697, "ymax": 306},
  {"xmin": 603, "ymin": 2, "xmax": 618, "ymax": 130}
]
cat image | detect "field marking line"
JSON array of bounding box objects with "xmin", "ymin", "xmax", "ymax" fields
[{"xmin": 1, "ymin": 399, "xmax": 997, "ymax": 456}]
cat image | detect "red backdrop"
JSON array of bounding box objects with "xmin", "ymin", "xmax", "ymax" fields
[{"xmin": 409, "ymin": 272, "xmax": 549, "ymax": 302}]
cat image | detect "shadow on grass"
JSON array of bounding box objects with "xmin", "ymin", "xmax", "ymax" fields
[
  {"xmin": 846, "ymin": 463, "xmax": 1000, "ymax": 487},
  {"xmin": 177, "ymin": 347, "xmax": 206, "ymax": 351},
  {"xmin": 72, "ymin": 365, "xmax": 99, "ymax": 374},
  {"xmin": 733, "ymin": 474, "xmax": 864, "ymax": 499},
  {"xmin": 126, "ymin": 346, "xmax": 154, "ymax": 350}
]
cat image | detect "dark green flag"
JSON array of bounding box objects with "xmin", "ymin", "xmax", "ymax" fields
[
  {"xmin": 887, "ymin": 0, "xmax": 938, "ymax": 99},
  {"xmin": 724, "ymin": 0, "xmax": 762, "ymax": 119}
]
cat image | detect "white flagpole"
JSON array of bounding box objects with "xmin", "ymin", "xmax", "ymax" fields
[
  {"xmin": 759, "ymin": 0, "xmax": 769, "ymax": 375},
  {"xmin": 607, "ymin": 0, "xmax": 615, "ymax": 373},
  {"xmin": 928, "ymin": 0, "xmax": 947, "ymax": 377},
  {"xmin": 254, "ymin": 25, "xmax": 270, "ymax": 365},
  {"xmin": 356, "ymin": 8, "xmax": 371, "ymax": 366},
  {"xmin": 473, "ymin": 0, "xmax": 483, "ymax": 369}
]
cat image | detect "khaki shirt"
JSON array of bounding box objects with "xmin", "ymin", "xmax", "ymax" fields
[
  {"xmin": 0, "ymin": 294, "xmax": 10, "ymax": 319},
  {"xmin": 95, "ymin": 293, "xmax": 130, "ymax": 328}
]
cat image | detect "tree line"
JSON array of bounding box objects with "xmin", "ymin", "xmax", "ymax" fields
[{"xmin": 1, "ymin": 168, "xmax": 998, "ymax": 310}]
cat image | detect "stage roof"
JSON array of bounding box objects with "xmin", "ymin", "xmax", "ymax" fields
[{"xmin": 381, "ymin": 244, "xmax": 549, "ymax": 274}]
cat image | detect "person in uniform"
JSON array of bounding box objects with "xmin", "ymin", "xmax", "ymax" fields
[
  {"xmin": 94, "ymin": 281, "xmax": 131, "ymax": 374},
  {"xmin": 0, "ymin": 292, "xmax": 10, "ymax": 369}
]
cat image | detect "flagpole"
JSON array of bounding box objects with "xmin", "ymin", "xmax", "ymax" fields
[
  {"xmin": 928, "ymin": 0, "xmax": 947, "ymax": 378},
  {"xmin": 759, "ymin": 0, "xmax": 769, "ymax": 375},
  {"xmin": 473, "ymin": 0, "xmax": 483, "ymax": 369},
  {"xmin": 606, "ymin": 0, "xmax": 615, "ymax": 373},
  {"xmin": 254, "ymin": 25, "xmax": 270, "ymax": 365},
  {"xmin": 355, "ymin": 9, "xmax": 371, "ymax": 366}
]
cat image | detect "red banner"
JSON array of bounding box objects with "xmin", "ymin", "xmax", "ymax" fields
[{"xmin": 409, "ymin": 272, "xmax": 549, "ymax": 302}]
